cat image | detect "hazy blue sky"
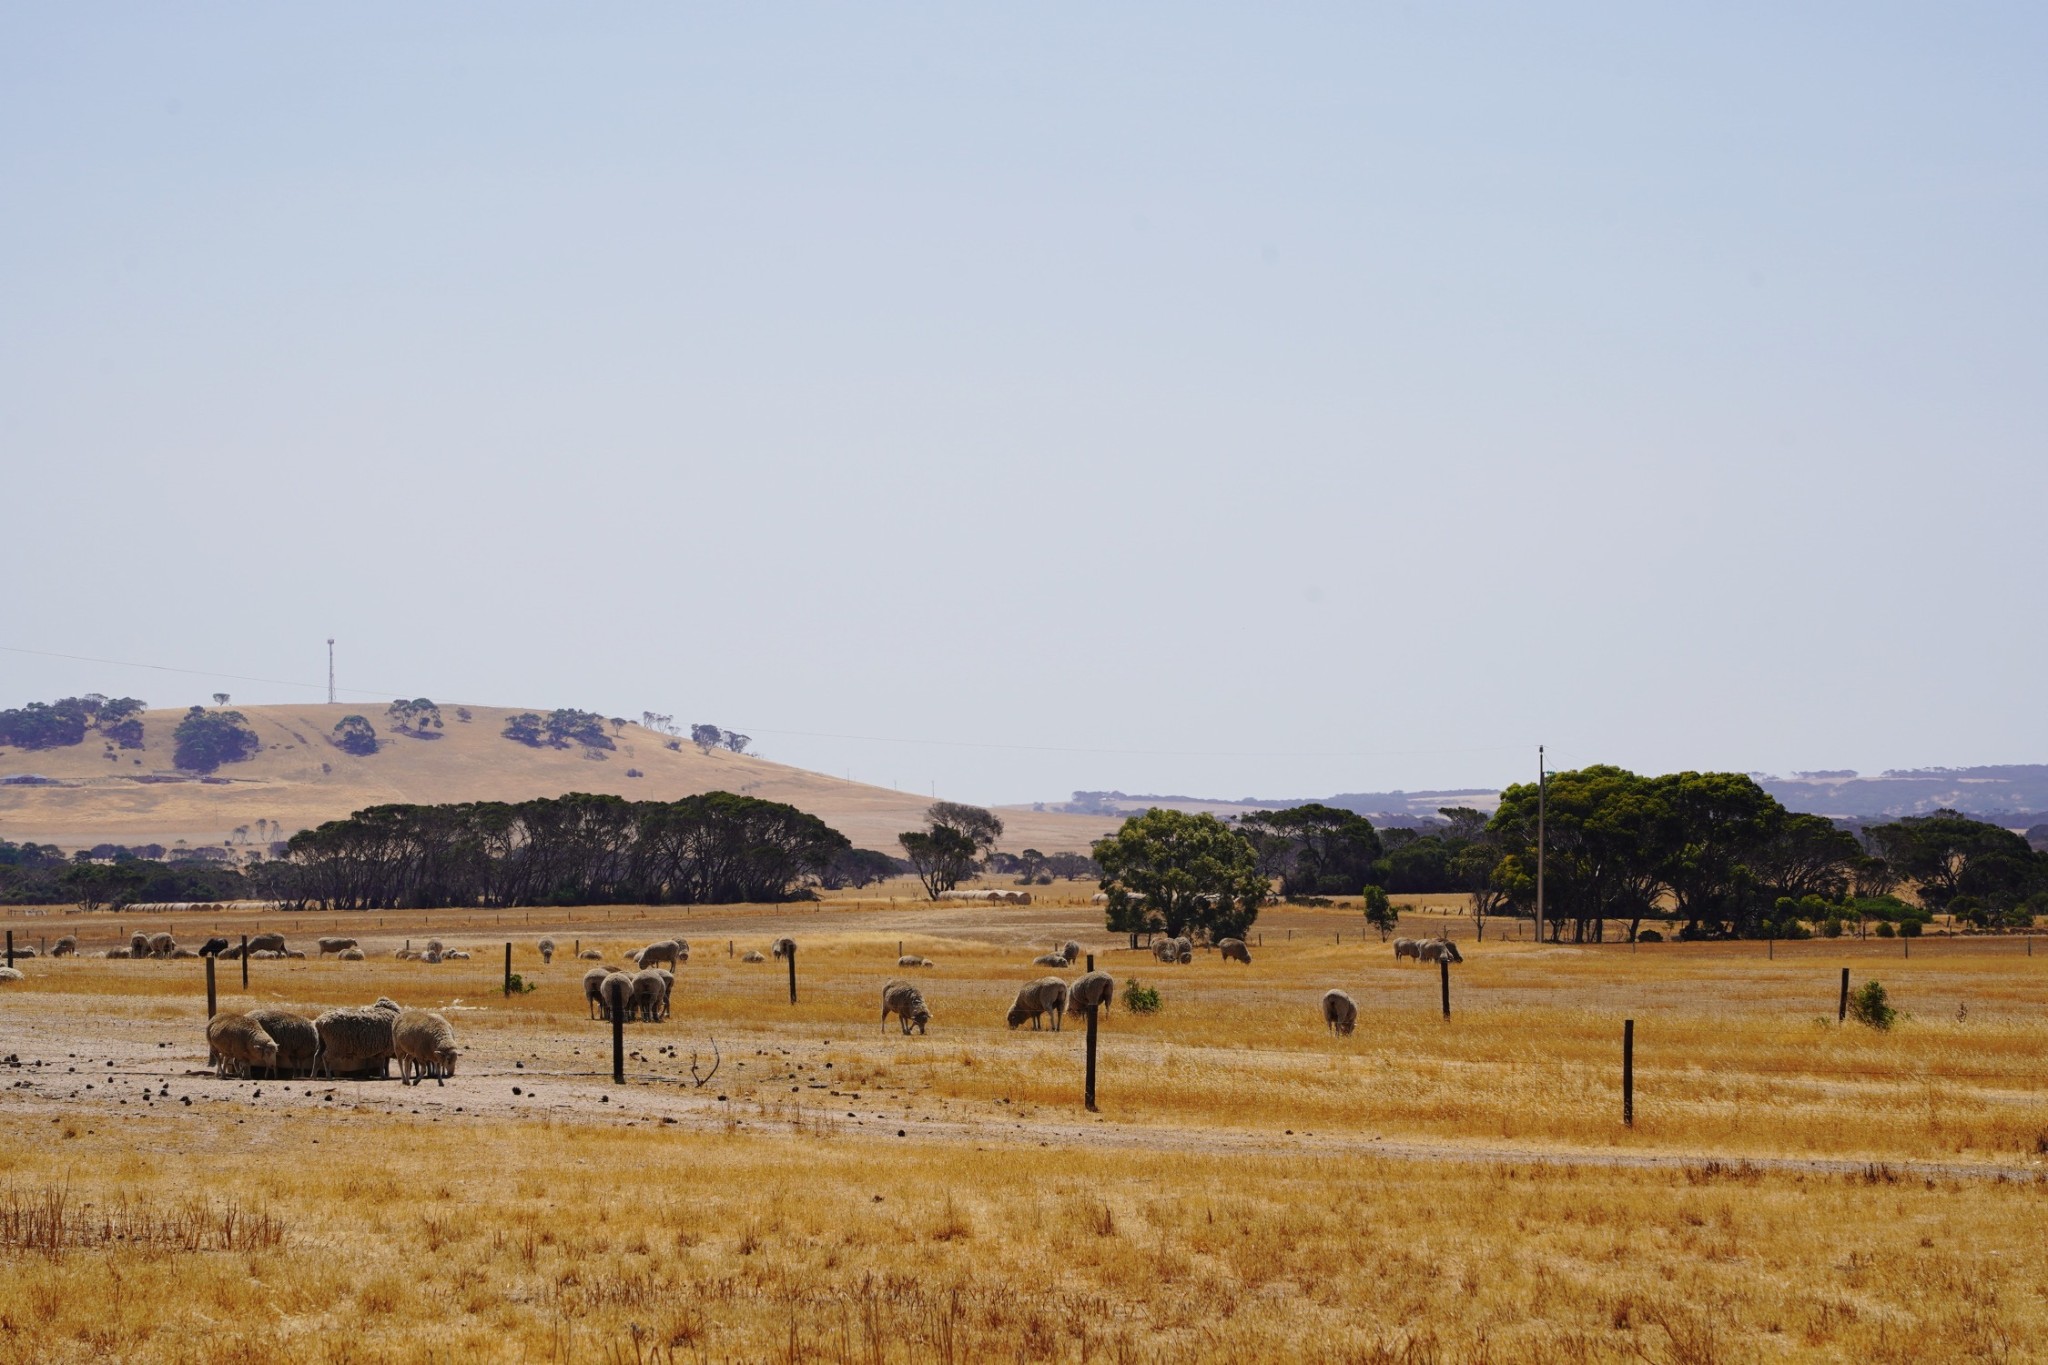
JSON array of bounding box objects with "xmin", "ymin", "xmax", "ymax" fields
[{"xmin": 3, "ymin": 5, "xmax": 2042, "ymax": 804}]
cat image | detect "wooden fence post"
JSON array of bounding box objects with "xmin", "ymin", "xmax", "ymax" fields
[
  {"xmin": 1622, "ymin": 1019, "xmax": 1634, "ymax": 1127},
  {"xmin": 1439, "ymin": 958, "xmax": 1451, "ymax": 1019},
  {"xmin": 3, "ymin": 930, "xmax": 11, "ymax": 968},
  {"xmin": 240, "ymin": 935, "xmax": 248, "ymax": 988},
  {"xmin": 612, "ymin": 1004, "xmax": 625, "ymax": 1085},
  {"xmin": 206, "ymin": 955, "xmax": 217, "ymax": 1019},
  {"xmin": 503, "ymin": 943, "xmax": 512, "ymax": 997},
  {"xmin": 787, "ymin": 943, "xmax": 798, "ymax": 1005},
  {"xmin": 1839, "ymin": 967, "xmax": 1850, "ymax": 1023},
  {"xmin": 1084, "ymin": 953, "xmax": 1098, "ymax": 1112}
]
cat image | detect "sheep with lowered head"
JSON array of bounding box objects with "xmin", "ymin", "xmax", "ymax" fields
[
  {"xmin": 393, "ymin": 1009, "xmax": 459, "ymax": 1085},
  {"xmin": 630, "ymin": 940, "xmax": 682, "ymax": 973},
  {"xmin": 1321, "ymin": 989, "xmax": 1358, "ymax": 1037},
  {"xmin": 578, "ymin": 948, "xmax": 603, "ymax": 960},
  {"xmin": 896, "ymin": 954, "xmax": 933, "ymax": 968},
  {"xmin": 339, "ymin": 947, "xmax": 365, "ymax": 961},
  {"xmin": 0, "ymin": 967, "xmax": 23, "ymax": 984},
  {"xmin": 313, "ymin": 999, "xmax": 402, "ymax": 1079},
  {"xmin": 537, "ymin": 938, "xmax": 556, "ymax": 964},
  {"xmin": 246, "ymin": 1007, "xmax": 320, "ymax": 1076},
  {"xmin": 740, "ymin": 950, "xmax": 766, "ymax": 963},
  {"xmin": 1060, "ymin": 940, "xmax": 1082, "ymax": 965},
  {"xmin": 880, "ymin": 978, "xmax": 931, "ymax": 1034},
  {"xmin": 246, "ymin": 932, "xmax": 287, "ymax": 956},
  {"xmin": 1031, "ymin": 953, "xmax": 1070, "ymax": 968},
  {"xmin": 317, "ymin": 937, "xmax": 358, "ymax": 956},
  {"xmin": 770, "ymin": 937, "xmax": 796, "ymax": 960},
  {"xmin": 1007, "ymin": 977, "xmax": 1069, "ymax": 1032},
  {"xmin": 1218, "ymin": 938, "xmax": 1252, "ymax": 964},
  {"xmin": 51, "ymin": 936, "xmax": 77, "ymax": 957},
  {"xmin": 599, "ymin": 972, "xmax": 634, "ymax": 1025},
  {"xmin": 206, "ymin": 1013, "xmax": 279, "ymax": 1079},
  {"xmin": 1066, "ymin": 970, "xmax": 1113, "ymax": 1019},
  {"xmin": 630, "ymin": 968, "xmax": 668, "ymax": 1023},
  {"xmin": 130, "ymin": 931, "xmax": 150, "ymax": 958}
]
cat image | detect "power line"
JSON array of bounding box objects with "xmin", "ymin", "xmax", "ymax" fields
[{"xmin": 0, "ymin": 644, "xmax": 406, "ymax": 701}]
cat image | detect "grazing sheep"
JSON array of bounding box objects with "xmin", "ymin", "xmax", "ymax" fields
[
  {"xmin": 655, "ymin": 968, "xmax": 675, "ymax": 1017},
  {"xmin": 740, "ymin": 950, "xmax": 766, "ymax": 963},
  {"xmin": 880, "ymin": 979, "xmax": 931, "ymax": 1034},
  {"xmin": 196, "ymin": 936, "xmax": 228, "ymax": 957},
  {"xmin": 1060, "ymin": 940, "xmax": 1082, "ymax": 964},
  {"xmin": 393, "ymin": 948, "xmax": 417, "ymax": 960},
  {"xmin": 317, "ymin": 937, "xmax": 359, "ymax": 956},
  {"xmin": 583, "ymin": 967, "xmax": 611, "ymax": 1018},
  {"xmin": 538, "ymin": 938, "xmax": 556, "ymax": 964},
  {"xmin": 1418, "ymin": 939, "xmax": 1463, "ymax": 965},
  {"xmin": 144, "ymin": 932, "xmax": 176, "ymax": 958},
  {"xmin": 1031, "ymin": 953, "xmax": 1070, "ymax": 967},
  {"xmin": 424, "ymin": 939, "xmax": 444, "ymax": 955},
  {"xmin": 247, "ymin": 932, "xmax": 287, "ymax": 955},
  {"xmin": 1174, "ymin": 936, "xmax": 1193, "ymax": 964},
  {"xmin": 103, "ymin": 949, "xmax": 130, "ymax": 959},
  {"xmin": 130, "ymin": 932, "xmax": 150, "ymax": 957},
  {"xmin": 1321, "ymin": 989, "xmax": 1358, "ymax": 1037},
  {"xmin": 51, "ymin": 936, "xmax": 77, "ymax": 957},
  {"xmin": 393, "ymin": 1009, "xmax": 459, "ymax": 1085},
  {"xmin": 206, "ymin": 1013, "xmax": 280, "ymax": 1079},
  {"xmin": 599, "ymin": 972, "xmax": 634, "ymax": 1024},
  {"xmin": 169, "ymin": 947, "xmax": 197, "ymax": 959},
  {"xmin": 0, "ymin": 967, "xmax": 22, "ymax": 984},
  {"xmin": 7, "ymin": 946, "xmax": 35, "ymax": 958},
  {"xmin": 578, "ymin": 948, "xmax": 603, "ymax": 960},
  {"xmin": 896, "ymin": 955, "xmax": 933, "ymax": 968},
  {"xmin": 1008, "ymin": 977, "xmax": 1069, "ymax": 1031},
  {"xmin": 770, "ymin": 937, "xmax": 795, "ymax": 960},
  {"xmin": 1392, "ymin": 938, "xmax": 1421, "ymax": 963},
  {"xmin": 313, "ymin": 1001, "xmax": 402, "ymax": 1079},
  {"xmin": 339, "ymin": 947, "xmax": 365, "ymax": 961},
  {"xmin": 630, "ymin": 969, "xmax": 668, "ymax": 1023},
  {"xmin": 1218, "ymin": 938, "xmax": 1252, "ymax": 964},
  {"xmin": 216, "ymin": 942, "xmax": 246, "ymax": 959},
  {"xmin": 1066, "ymin": 971, "xmax": 1113, "ymax": 1019},
  {"xmin": 246, "ymin": 1007, "xmax": 320, "ymax": 1076},
  {"xmin": 630, "ymin": 940, "xmax": 682, "ymax": 972},
  {"xmin": 420, "ymin": 950, "xmax": 442, "ymax": 964},
  {"xmin": 443, "ymin": 950, "xmax": 470, "ymax": 961},
  {"xmin": 1151, "ymin": 939, "xmax": 1178, "ymax": 963}
]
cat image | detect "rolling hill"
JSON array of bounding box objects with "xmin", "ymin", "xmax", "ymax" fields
[{"xmin": 0, "ymin": 703, "xmax": 1119, "ymax": 855}]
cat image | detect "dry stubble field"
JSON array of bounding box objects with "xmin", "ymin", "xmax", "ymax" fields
[{"xmin": 2, "ymin": 889, "xmax": 2046, "ymax": 1362}]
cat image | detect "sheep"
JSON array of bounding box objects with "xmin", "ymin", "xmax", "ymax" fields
[
  {"xmin": 393, "ymin": 948, "xmax": 417, "ymax": 960},
  {"xmin": 196, "ymin": 936, "xmax": 228, "ymax": 957},
  {"xmin": 1392, "ymin": 938, "xmax": 1421, "ymax": 963},
  {"xmin": 7, "ymin": 946, "xmax": 36, "ymax": 958},
  {"xmin": 1031, "ymin": 953, "xmax": 1070, "ymax": 967},
  {"xmin": 216, "ymin": 942, "xmax": 246, "ymax": 959},
  {"xmin": 206, "ymin": 1013, "xmax": 280, "ymax": 1079},
  {"xmin": 1218, "ymin": 938, "xmax": 1252, "ymax": 964},
  {"xmin": 247, "ymin": 932, "xmax": 287, "ymax": 955},
  {"xmin": 630, "ymin": 940, "xmax": 682, "ymax": 972},
  {"xmin": 1151, "ymin": 939, "xmax": 1177, "ymax": 963},
  {"xmin": 1174, "ymin": 936, "xmax": 1193, "ymax": 964},
  {"xmin": 420, "ymin": 950, "xmax": 442, "ymax": 964},
  {"xmin": 1008, "ymin": 977, "xmax": 1069, "ymax": 1031},
  {"xmin": 169, "ymin": 947, "xmax": 197, "ymax": 959},
  {"xmin": 1066, "ymin": 971, "xmax": 1113, "ymax": 1019},
  {"xmin": 443, "ymin": 950, "xmax": 470, "ymax": 961},
  {"xmin": 130, "ymin": 931, "xmax": 150, "ymax": 957},
  {"xmin": 103, "ymin": 949, "xmax": 130, "ymax": 959},
  {"xmin": 630, "ymin": 969, "xmax": 668, "ymax": 1023},
  {"xmin": 424, "ymin": 939, "xmax": 444, "ymax": 955},
  {"xmin": 770, "ymin": 937, "xmax": 796, "ymax": 960},
  {"xmin": 896, "ymin": 955, "xmax": 933, "ymax": 968},
  {"xmin": 144, "ymin": 932, "xmax": 176, "ymax": 958},
  {"xmin": 0, "ymin": 967, "xmax": 22, "ymax": 984},
  {"xmin": 51, "ymin": 936, "xmax": 77, "ymax": 957},
  {"xmin": 538, "ymin": 938, "xmax": 556, "ymax": 964},
  {"xmin": 1321, "ymin": 989, "xmax": 1358, "ymax": 1037},
  {"xmin": 1060, "ymin": 940, "xmax": 1082, "ymax": 964},
  {"xmin": 880, "ymin": 979, "xmax": 931, "ymax": 1034},
  {"xmin": 317, "ymin": 937, "xmax": 359, "ymax": 956},
  {"xmin": 393, "ymin": 1009, "xmax": 459, "ymax": 1085},
  {"xmin": 1418, "ymin": 939, "xmax": 1463, "ymax": 965},
  {"xmin": 655, "ymin": 968, "xmax": 675, "ymax": 1018},
  {"xmin": 740, "ymin": 950, "xmax": 766, "ymax": 963},
  {"xmin": 599, "ymin": 972, "xmax": 634, "ymax": 1024},
  {"xmin": 313, "ymin": 1001, "xmax": 402, "ymax": 1079},
  {"xmin": 578, "ymin": 948, "xmax": 603, "ymax": 960},
  {"xmin": 583, "ymin": 967, "xmax": 612, "ymax": 1018},
  {"xmin": 339, "ymin": 947, "xmax": 365, "ymax": 961},
  {"xmin": 246, "ymin": 1007, "xmax": 320, "ymax": 1077}
]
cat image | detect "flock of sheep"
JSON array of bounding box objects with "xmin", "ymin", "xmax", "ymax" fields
[{"xmin": 205, "ymin": 997, "xmax": 459, "ymax": 1085}]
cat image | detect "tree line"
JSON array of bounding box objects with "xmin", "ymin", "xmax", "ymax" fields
[
  {"xmin": 261, "ymin": 792, "xmax": 857, "ymax": 909},
  {"xmin": 0, "ymin": 694, "xmax": 146, "ymax": 752}
]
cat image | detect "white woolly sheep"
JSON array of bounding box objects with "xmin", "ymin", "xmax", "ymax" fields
[
  {"xmin": 896, "ymin": 954, "xmax": 933, "ymax": 968},
  {"xmin": 7, "ymin": 945, "xmax": 36, "ymax": 958},
  {"xmin": 583, "ymin": 967, "xmax": 612, "ymax": 1018},
  {"xmin": 740, "ymin": 950, "xmax": 766, "ymax": 963},
  {"xmin": 146, "ymin": 932, "xmax": 176, "ymax": 958},
  {"xmin": 130, "ymin": 932, "xmax": 150, "ymax": 957},
  {"xmin": 246, "ymin": 932, "xmax": 287, "ymax": 955},
  {"xmin": 0, "ymin": 967, "xmax": 22, "ymax": 984},
  {"xmin": 1173, "ymin": 936, "xmax": 1193, "ymax": 964},
  {"xmin": 246, "ymin": 1007, "xmax": 320, "ymax": 1076},
  {"xmin": 393, "ymin": 1009, "xmax": 459, "ymax": 1085},
  {"xmin": 313, "ymin": 1000, "xmax": 402, "ymax": 1079},
  {"xmin": 578, "ymin": 948, "xmax": 603, "ymax": 960},
  {"xmin": 770, "ymin": 937, "xmax": 796, "ymax": 959},
  {"xmin": 1066, "ymin": 971, "xmax": 1113, "ymax": 1018},
  {"xmin": 1007, "ymin": 977, "xmax": 1069, "ymax": 1031},
  {"xmin": 537, "ymin": 938, "xmax": 556, "ymax": 964},
  {"xmin": 443, "ymin": 950, "xmax": 470, "ymax": 961},
  {"xmin": 599, "ymin": 972, "xmax": 634, "ymax": 1024},
  {"xmin": 424, "ymin": 939, "xmax": 444, "ymax": 954},
  {"xmin": 317, "ymin": 937, "xmax": 359, "ymax": 956},
  {"xmin": 1060, "ymin": 940, "xmax": 1082, "ymax": 964},
  {"xmin": 1218, "ymin": 938, "xmax": 1252, "ymax": 964},
  {"xmin": 1151, "ymin": 939, "xmax": 1180, "ymax": 964},
  {"xmin": 1031, "ymin": 953, "xmax": 1069, "ymax": 967},
  {"xmin": 1321, "ymin": 989, "xmax": 1358, "ymax": 1037},
  {"xmin": 51, "ymin": 936, "xmax": 77, "ymax": 957},
  {"xmin": 207, "ymin": 1013, "xmax": 280, "ymax": 1079},
  {"xmin": 630, "ymin": 940, "xmax": 682, "ymax": 972},
  {"xmin": 1418, "ymin": 939, "xmax": 1463, "ymax": 965},
  {"xmin": 630, "ymin": 968, "xmax": 668, "ymax": 1023},
  {"xmin": 880, "ymin": 978, "xmax": 931, "ymax": 1034},
  {"xmin": 339, "ymin": 947, "xmax": 365, "ymax": 961},
  {"xmin": 1392, "ymin": 938, "xmax": 1421, "ymax": 962}
]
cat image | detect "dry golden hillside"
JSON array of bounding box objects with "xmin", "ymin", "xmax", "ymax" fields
[{"xmin": 0, "ymin": 703, "xmax": 1116, "ymax": 853}]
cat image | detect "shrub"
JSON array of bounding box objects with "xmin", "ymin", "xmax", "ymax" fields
[
  {"xmin": 1636, "ymin": 929, "xmax": 1663, "ymax": 943},
  {"xmin": 1822, "ymin": 917, "xmax": 1844, "ymax": 939},
  {"xmin": 504, "ymin": 974, "xmax": 538, "ymax": 995},
  {"xmin": 1899, "ymin": 918, "xmax": 1922, "ymax": 938},
  {"xmin": 1121, "ymin": 979, "xmax": 1161, "ymax": 1015},
  {"xmin": 1848, "ymin": 980, "xmax": 1897, "ymax": 1030},
  {"xmin": 1874, "ymin": 921, "xmax": 1895, "ymax": 938}
]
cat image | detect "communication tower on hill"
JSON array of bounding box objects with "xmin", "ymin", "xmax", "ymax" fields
[{"xmin": 327, "ymin": 638, "xmax": 335, "ymax": 704}]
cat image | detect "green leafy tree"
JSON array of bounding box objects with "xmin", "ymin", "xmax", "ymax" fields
[
  {"xmin": 1094, "ymin": 808, "xmax": 1269, "ymax": 943},
  {"xmin": 503, "ymin": 713, "xmax": 545, "ymax": 746},
  {"xmin": 1652, "ymin": 771, "xmax": 1782, "ymax": 935},
  {"xmin": 171, "ymin": 706, "xmax": 259, "ymax": 773},
  {"xmin": 1239, "ymin": 804, "xmax": 1382, "ymax": 897},
  {"xmin": 332, "ymin": 715, "xmax": 379, "ymax": 756},
  {"xmin": 1866, "ymin": 810, "xmax": 2042, "ymax": 913},
  {"xmin": 1361, "ymin": 885, "xmax": 1398, "ymax": 939},
  {"xmin": 1490, "ymin": 766, "xmax": 1670, "ymax": 942},
  {"xmin": 386, "ymin": 698, "xmax": 444, "ymax": 735},
  {"xmin": 896, "ymin": 802, "xmax": 1004, "ymax": 900}
]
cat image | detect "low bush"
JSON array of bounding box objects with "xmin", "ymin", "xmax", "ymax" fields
[
  {"xmin": 1121, "ymin": 979, "xmax": 1161, "ymax": 1015},
  {"xmin": 1848, "ymin": 980, "xmax": 1897, "ymax": 1030}
]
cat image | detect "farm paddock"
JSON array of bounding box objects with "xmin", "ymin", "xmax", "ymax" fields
[{"xmin": 2, "ymin": 894, "xmax": 2045, "ymax": 1362}]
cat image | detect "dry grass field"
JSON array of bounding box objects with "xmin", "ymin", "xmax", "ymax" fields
[{"xmin": 3, "ymin": 890, "xmax": 2046, "ymax": 1362}]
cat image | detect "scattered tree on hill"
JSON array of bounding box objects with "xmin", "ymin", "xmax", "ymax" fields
[
  {"xmin": 897, "ymin": 802, "xmax": 1003, "ymax": 900},
  {"xmin": 1094, "ymin": 808, "xmax": 1268, "ymax": 944},
  {"xmin": 721, "ymin": 730, "xmax": 750, "ymax": 755},
  {"xmin": 172, "ymin": 706, "xmax": 259, "ymax": 773},
  {"xmin": 454, "ymin": 707, "xmax": 472, "ymax": 723},
  {"xmin": 387, "ymin": 698, "xmax": 443, "ymax": 736},
  {"xmin": 691, "ymin": 724, "xmax": 722, "ymax": 754},
  {"xmin": 332, "ymin": 715, "xmax": 379, "ymax": 756},
  {"xmin": 212, "ymin": 693, "xmax": 230, "ymax": 706},
  {"xmin": 642, "ymin": 711, "xmax": 677, "ymax": 736},
  {"xmin": 502, "ymin": 708, "xmax": 615, "ymax": 750},
  {"xmin": 0, "ymin": 695, "xmax": 150, "ymax": 751},
  {"xmin": 503, "ymin": 712, "xmax": 546, "ymax": 746}
]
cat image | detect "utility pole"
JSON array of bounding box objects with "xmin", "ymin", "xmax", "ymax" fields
[
  {"xmin": 1536, "ymin": 744, "xmax": 1546, "ymax": 947},
  {"xmin": 327, "ymin": 638, "xmax": 335, "ymax": 704}
]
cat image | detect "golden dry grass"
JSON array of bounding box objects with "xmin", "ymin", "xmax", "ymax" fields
[{"xmin": 3, "ymin": 898, "xmax": 2047, "ymax": 1361}]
